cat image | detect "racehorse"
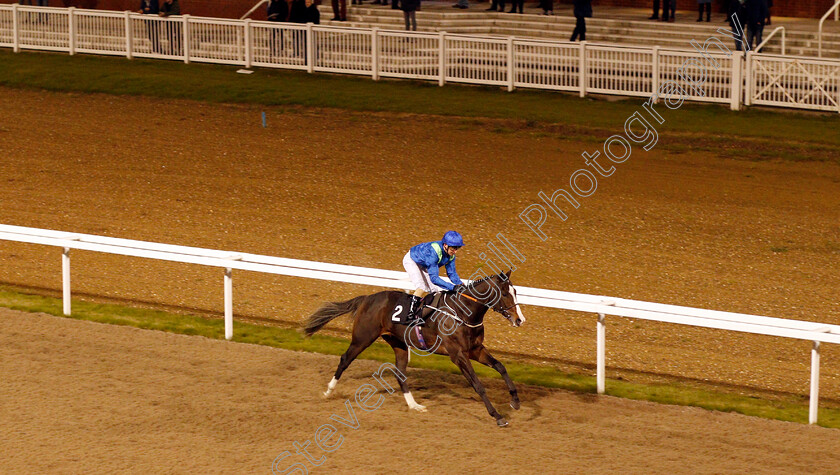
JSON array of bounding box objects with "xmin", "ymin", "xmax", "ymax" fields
[{"xmin": 302, "ymin": 271, "xmax": 526, "ymax": 427}]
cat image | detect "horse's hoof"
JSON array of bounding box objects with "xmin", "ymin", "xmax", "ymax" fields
[
  {"xmin": 510, "ymin": 400, "xmax": 521, "ymax": 410},
  {"xmin": 322, "ymin": 390, "xmax": 332, "ymax": 398},
  {"xmin": 496, "ymin": 418, "xmax": 509, "ymax": 427},
  {"xmin": 411, "ymin": 404, "xmax": 427, "ymax": 413}
]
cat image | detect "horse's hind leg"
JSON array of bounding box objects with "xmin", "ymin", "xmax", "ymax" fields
[
  {"xmin": 381, "ymin": 334, "xmax": 426, "ymax": 412},
  {"xmin": 471, "ymin": 345, "xmax": 520, "ymax": 410},
  {"xmin": 323, "ymin": 324, "xmax": 380, "ymax": 398}
]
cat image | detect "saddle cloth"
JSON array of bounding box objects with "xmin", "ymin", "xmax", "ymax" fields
[{"xmin": 390, "ymin": 292, "xmax": 438, "ymax": 326}]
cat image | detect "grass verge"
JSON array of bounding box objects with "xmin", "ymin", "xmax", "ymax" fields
[
  {"xmin": 2, "ymin": 287, "xmax": 838, "ymax": 428},
  {"xmin": 1, "ymin": 49, "xmax": 839, "ymax": 147}
]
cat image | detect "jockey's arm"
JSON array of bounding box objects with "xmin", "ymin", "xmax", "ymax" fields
[
  {"xmin": 444, "ymin": 259, "xmax": 464, "ymax": 286},
  {"xmin": 427, "ymin": 265, "xmax": 455, "ymax": 291}
]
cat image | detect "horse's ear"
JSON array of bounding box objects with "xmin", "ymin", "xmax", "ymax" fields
[{"xmin": 505, "ymin": 269, "xmax": 512, "ymax": 278}]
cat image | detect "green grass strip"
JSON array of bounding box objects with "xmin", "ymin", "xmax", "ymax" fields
[
  {"xmin": 2, "ymin": 287, "xmax": 838, "ymax": 428},
  {"xmin": 1, "ymin": 49, "xmax": 838, "ymax": 146}
]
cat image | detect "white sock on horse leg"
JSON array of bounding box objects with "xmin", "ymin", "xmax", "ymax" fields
[
  {"xmin": 403, "ymin": 392, "xmax": 426, "ymax": 412},
  {"xmin": 324, "ymin": 376, "xmax": 338, "ymax": 397}
]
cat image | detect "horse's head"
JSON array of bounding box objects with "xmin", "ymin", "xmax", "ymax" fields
[{"xmin": 468, "ymin": 270, "xmax": 526, "ymax": 327}]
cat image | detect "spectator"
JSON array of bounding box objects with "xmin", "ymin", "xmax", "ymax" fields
[
  {"xmin": 289, "ymin": 0, "xmax": 319, "ymax": 62},
  {"xmin": 766, "ymin": 0, "xmax": 772, "ymax": 25},
  {"xmin": 266, "ymin": 0, "xmax": 288, "ymax": 58},
  {"xmin": 485, "ymin": 0, "xmax": 505, "ymax": 12},
  {"xmin": 746, "ymin": 0, "xmax": 768, "ymax": 51},
  {"xmin": 660, "ymin": 0, "xmax": 675, "ymax": 22},
  {"xmin": 697, "ymin": 0, "xmax": 711, "ymax": 22},
  {"xmin": 159, "ymin": 0, "xmax": 181, "ymax": 56},
  {"xmin": 649, "ymin": 0, "xmax": 659, "ymax": 20},
  {"xmin": 452, "ymin": 0, "xmax": 468, "ymax": 10},
  {"xmin": 540, "ymin": 0, "xmax": 552, "ymax": 16},
  {"xmin": 507, "ymin": 0, "xmax": 523, "ymax": 14},
  {"xmin": 401, "ymin": 0, "xmax": 419, "ymax": 30},
  {"xmin": 331, "ymin": 0, "xmax": 346, "ymax": 21},
  {"xmin": 20, "ymin": 0, "xmax": 48, "ymax": 5},
  {"xmin": 570, "ymin": 0, "xmax": 591, "ymax": 42},
  {"xmin": 137, "ymin": 0, "xmax": 160, "ymax": 54},
  {"xmin": 728, "ymin": 0, "xmax": 747, "ymax": 51}
]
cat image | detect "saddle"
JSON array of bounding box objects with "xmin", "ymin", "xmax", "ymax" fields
[{"xmin": 390, "ymin": 292, "xmax": 439, "ymax": 326}]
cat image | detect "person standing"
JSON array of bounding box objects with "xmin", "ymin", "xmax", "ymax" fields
[
  {"xmin": 507, "ymin": 0, "xmax": 523, "ymax": 14},
  {"xmin": 746, "ymin": 0, "xmax": 768, "ymax": 50},
  {"xmin": 266, "ymin": 0, "xmax": 288, "ymax": 58},
  {"xmin": 697, "ymin": 0, "xmax": 711, "ymax": 22},
  {"xmin": 540, "ymin": 0, "xmax": 552, "ymax": 15},
  {"xmin": 159, "ymin": 0, "xmax": 181, "ymax": 56},
  {"xmin": 401, "ymin": 0, "xmax": 419, "ymax": 31},
  {"xmin": 659, "ymin": 0, "xmax": 675, "ymax": 22},
  {"xmin": 331, "ymin": 0, "xmax": 346, "ymax": 21},
  {"xmin": 486, "ymin": 0, "xmax": 505, "ymax": 12},
  {"xmin": 138, "ymin": 0, "xmax": 161, "ymax": 54},
  {"xmin": 649, "ymin": 0, "xmax": 659, "ymax": 20},
  {"xmin": 570, "ymin": 0, "xmax": 591, "ymax": 42},
  {"xmin": 727, "ymin": 0, "xmax": 747, "ymax": 51}
]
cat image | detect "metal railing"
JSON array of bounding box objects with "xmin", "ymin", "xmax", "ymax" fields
[
  {"xmin": 818, "ymin": 0, "xmax": 840, "ymax": 57},
  {"xmin": 757, "ymin": 26, "xmax": 785, "ymax": 55},
  {"xmin": 2, "ymin": 223, "xmax": 839, "ymax": 425},
  {"xmin": 0, "ymin": 5, "xmax": 838, "ymax": 112}
]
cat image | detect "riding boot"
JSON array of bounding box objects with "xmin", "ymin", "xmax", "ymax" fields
[{"xmin": 408, "ymin": 294, "xmax": 423, "ymax": 321}]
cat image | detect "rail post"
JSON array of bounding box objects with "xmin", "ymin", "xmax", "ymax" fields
[
  {"xmin": 371, "ymin": 27, "xmax": 379, "ymax": 81},
  {"xmin": 306, "ymin": 23, "xmax": 314, "ymax": 73},
  {"xmin": 182, "ymin": 14, "xmax": 190, "ymax": 63},
  {"xmin": 68, "ymin": 7, "xmax": 77, "ymax": 55},
  {"xmin": 730, "ymin": 51, "xmax": 743, "ymax": 111},
  {"xmin": 809, "ymin": 340, "xmax": 821, "ymax": 424},
  {"xmin": 579, "ymin": 41, "xmax": 587, "ymax": 98},
  {"xmin": 62, "ymin": 247, "xmax": 71, "ymax": 316},
  {"xmin": 439, "ymin": 31, "xmax": 446, "ymax": 87},
  {"xmin": 507, "ymin": 36, "xmax": 514, "ymax": 92},
  {"xmin": 597, "ymin": 313, "xmax": 605, "ymax": 394},
  {"xmin": 652, "ymin": 46, "xmax": 659, "ymax": 101},
  {"xmin": 244, "ymin": 19, "xmax": 252, "ymax": 68},
  {"xmin": 12, "ymin": 3, "xmax": 19, "ymax": 53},
  {"xmin": 124, "ymin": 10, "xmax": 133, "ymax": 59},
  {"xmin": 224, "ymin": 267, "xmax": 233, "ymax": 340}
]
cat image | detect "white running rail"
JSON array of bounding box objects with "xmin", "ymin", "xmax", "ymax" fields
[{"xmin": 1, "ymin": 223, "xmax": 838, "ymax": 425}]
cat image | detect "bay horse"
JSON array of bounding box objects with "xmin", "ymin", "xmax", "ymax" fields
[{"xmin": 302, "ymin": 271, "xmax": 526, "ymax": 427}]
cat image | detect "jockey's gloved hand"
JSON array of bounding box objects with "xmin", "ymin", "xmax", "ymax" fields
[{"xmin": 452, "ymin": 284, "xmax": 468, "ymax": 294}]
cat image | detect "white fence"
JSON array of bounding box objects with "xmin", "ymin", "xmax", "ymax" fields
[
  {"xmin": 2, "ymin": 224, "xmax": 839, "ymax": 424},
  {"xmin": 1, "ymin": 4, "xmax": 838, "ymax": 113}
]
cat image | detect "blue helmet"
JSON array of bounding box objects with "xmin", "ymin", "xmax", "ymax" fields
[{"xmin": 442, "ymin": 231, "xmax": 464, "ymax": 247}]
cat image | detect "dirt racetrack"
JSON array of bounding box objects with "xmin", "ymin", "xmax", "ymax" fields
[
  {"xmin": 3, "ymin": 307, "xmax": 840, "ymax": 474},
  {"xmin": 1, "ymin": 86, "xmax": 840, "ymax": 415}
]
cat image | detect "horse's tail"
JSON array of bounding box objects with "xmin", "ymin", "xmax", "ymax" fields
[{"xmin": 302, "ymin": 295, "xmax": 367, "ymax": 337}]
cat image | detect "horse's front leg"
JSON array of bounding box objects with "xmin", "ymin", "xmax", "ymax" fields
[
  {"xmin": 471, "ymin": 345, "xmax": 520, "ymax": 410},
  {"xmin": 450, "ymin": 350, "xmax": 508, "ymax": 427}
]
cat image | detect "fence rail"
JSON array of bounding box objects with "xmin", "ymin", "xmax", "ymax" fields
[
  {"xmin": 1, "ymin": 4, "xmax": 838, "ymax": 113},
  {"xmin": 1, "ymin": 223, "xmax": 838, "ymax": 424}
]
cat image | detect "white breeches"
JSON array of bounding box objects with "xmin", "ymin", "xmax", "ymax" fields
[{"xmin": 403, "ymin": 251, "xmax": 444, "ymax": 293}]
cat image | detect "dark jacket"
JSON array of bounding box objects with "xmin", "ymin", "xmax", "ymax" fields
[
  {"xmin": 160, "ymin": 0, "xmax": 180, "ymax": 16},
  {"xmin": 401, "ymin": 0, "xmax": 420, "ymax": 12},
  {"xmin": 728, "ymin": 0, "xmax": 746, "ymax": 26},
  {"xmin": 267, "ymin": 0, "xmax": 288, "ymax": 21},
  {"xmin": 139, "ymin": 0, "xmax": 159, "ymax": 14},
  {"xmin": 745, "ymin": 0, "xmax": 768, "ymax": 26},
  {"xmin": 289, "ymin": 0, "xmax": 319, "ymax": 24},
  {"xmin": 573, "ymin": 0, "xmax": 592, "ymax": 18}
]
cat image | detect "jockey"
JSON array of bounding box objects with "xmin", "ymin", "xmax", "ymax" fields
[{"xmin": 403, "ymin": 231, "xmax": 466, "ymax": 317}]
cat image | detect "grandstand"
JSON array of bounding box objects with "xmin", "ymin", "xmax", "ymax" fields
[{"xmin": 314, "ymin": 3, "xmax": 840, "ymax": 57}]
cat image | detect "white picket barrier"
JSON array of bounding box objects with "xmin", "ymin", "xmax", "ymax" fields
[
  {"xmin": 2, "ymin": 4, "xmax": 839, "ymax": 112},
  {"xmin": 1, "ymin": 223, "xmax": 838, "ymax": 424}
]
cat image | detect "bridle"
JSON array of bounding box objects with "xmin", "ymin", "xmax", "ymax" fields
[{"xmin": 445, "ymin": 285, "xmax": 521, "ymax": 327}]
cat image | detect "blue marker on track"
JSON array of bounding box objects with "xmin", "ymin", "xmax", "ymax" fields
[{"xmin": 262, "ymin": 111, "xmax": 267, "ymax": 128}]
